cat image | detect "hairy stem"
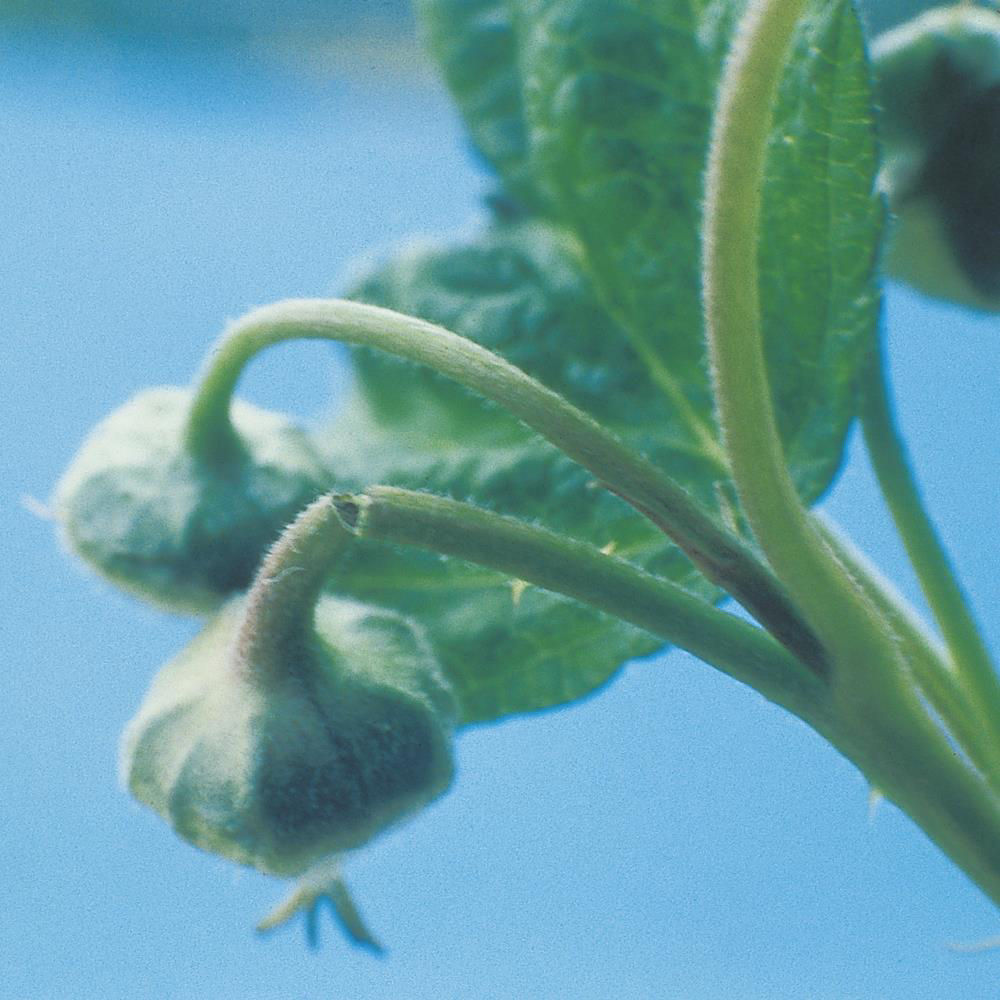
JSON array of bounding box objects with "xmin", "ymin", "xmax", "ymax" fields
[
  {"xmin": 703, "ymin": 0, "xmax": 1000, "ymax": 906},
  {"xmin": 339, "ymin": 486, "xmax": 1000, "ymax": 902},
  {"xmin": 335, "ymin": 485, "xmax": 828, "ymax": 727},
  {"xmin": 703, "ymin": 0, "xmax": 864, "ymax": 655},
  {"xmin": 235, "ymin": 495, "xmax": 350, "ymax": 687},
  {"xmin": 184, "ymin": 297, "xmax": 825, "ymax": 672},
  {"xmin": 817, "ymin": 515, "xmax": 1000, "ymax": 794},
  {"xmin": 859, "ymin": 328, "xmax": 1000, "ymax": 739}
]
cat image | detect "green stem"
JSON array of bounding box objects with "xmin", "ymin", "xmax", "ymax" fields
[
  {"xmin": 184, "ymin": 297, "xmax": 825, "ymax": 673},
  {"xmin": 859, "ymin": 329, "xmax": 1000, "ymax": 739},
  {"xmin": 702, "ymin": 0, "xmax": 861, "ymax": 654},
  {"xmin": 702, "ymin": 0, "xmax": 911, "ymax": 693},
  {"xmin": 235, "ymin": 494, "xmax": 351, "ymax": 687},
  {"xmin": 844, "ymin": 711, "xmax": 1000, "ymax": 909},
  {"xmin": 817, "ymin": 515, "xmax": 1000, "ymax": 793},
  {"xmin": 703, "ymin": 0, "xmax": 1000, "ymax": 906},
  {"xmin": 339, "ymin": 485, "xmax": 1000, "ymax": 903},
  {"xmin": 334, "ymin": 485, "xmax": 828, "ymax": 728}
]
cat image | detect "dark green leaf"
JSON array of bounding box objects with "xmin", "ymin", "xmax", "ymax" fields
[
  {"xmin": 512, "ymin": 0, "xmax": 881, "ymax": 502},
  {"xmin": 349, "ymin": 221, "xmax": 685, "ymax": 445},
  {"xmin": 414, "ymin": 0, "xmax": 541, "ymax": 208},
  {"xmin": 514, "ymin": 0, "xmax": 713, "ymax": 388},
  {"xmin": 758, "ymin": 1, "xmax": 883, "ymax": 500}
]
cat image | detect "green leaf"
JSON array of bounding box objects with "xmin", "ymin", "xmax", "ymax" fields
[
  {"xmin": 418, "ymin": 0, "xmax": 880, "ymax": 501},
  {"xmin": 512, "ymin": 0, "xmax": 881, "ymax": 503},
  {"xmin": 758, "ymin": 1, "xmax": 883, "ymax": 500},
  {"xmin": 414, "ymin": 0, "xmax": 541, "ymax": 208},
  {"xmin": 349, "ymin": 222, "xmax": 681, "ymax": 445},
  {"xmin": 514, "ymin": 0, "xmax": 714, "ymax": 391},
  {"xmin": 345, "ymin": 220, "xmax": 725, "ymax": 518}
]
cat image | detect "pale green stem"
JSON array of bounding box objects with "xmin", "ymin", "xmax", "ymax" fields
[
  {"xmin": 183, "ymin": 297, "xmax": 825, "ymax": 673},
  {"xmin": 859, "ymin": 330, "xmax": 1000, "ymax": 739},
  {"xmin": 817, "ymin": 515, "xmax": 1000, "ymax": 793},
  {"xmin": 334, "ymin": 485, "xmax": 829, "ymax": 728},
  {"xmin": 702, "ymin": 0, "xmax": 872, "ymax": 659},
  {"xmin": 339, "ymin": 487, "xmax": 1000, "ymax": 903},
  {"xmin": 235, "ymin": 495, "xmax": 351, "ymax": 687},
  {"xmin": 831, "ymin": 690, "xmax": 1000, "ymax": 909},
  {"xmin": 703, "ymin": 0, "xmax": 1000, "ymax": 906}
]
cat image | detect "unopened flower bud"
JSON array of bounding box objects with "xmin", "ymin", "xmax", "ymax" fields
[
  {"xmin": 874, "ymin": 5, "xmax": 1000, "ymax": 310},
  {"xmin": 54, "ymin": 387, "xmax": 328, "ymax": 613},
  {"xmin": 120, "ymin": 498, "xmax": 457, "ymax": 877}
]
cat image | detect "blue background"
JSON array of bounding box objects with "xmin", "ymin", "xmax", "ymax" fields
[{"xmin": 3, "ymin": 10, "xmax": 999, "ymax": 998}]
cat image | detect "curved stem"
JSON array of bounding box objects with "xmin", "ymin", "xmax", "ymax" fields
[
  {"xmin": 702, "ymin": 0, "xmax": 911, "ymax": 692},
  {"xmin": 235, "ymin": 495, "xmax": 351, "ymax": 687},
  {"xmin": 184, "ymin": 297, "xmax": 826, "ymax": 674},
  {"xmin": 702, "ymin": 0, "xmax": 866, "ymax": 656},
  {"xmin": 859, "ymin": 329, "xmax": 1000, "ymax": 737},
  {"xmin": 340, "ymin": 485, "xmax": 1000, "ymax": 901},
  {"xmin": 703, "ymin": 0, "xmax": 1000, "ymax": 906},
  {"xmin": 334, "ymin": 485, "xmax": 829, "ymax": 728}
]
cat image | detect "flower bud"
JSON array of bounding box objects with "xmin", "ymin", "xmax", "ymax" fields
[
  {"xmin": 874, "ymin": 5, "xmax": 1000, "ymax": 310},
  {"xmin": 120, "ymin": 592, "xmax": 457, "ymax": 877},
  {"xmin": 54, "ymin": 387, "xmax": 328, "ymax": 613},
  {"xmin": 860, "ymin": 0, "xmax": 940, "ymax": 38}
]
